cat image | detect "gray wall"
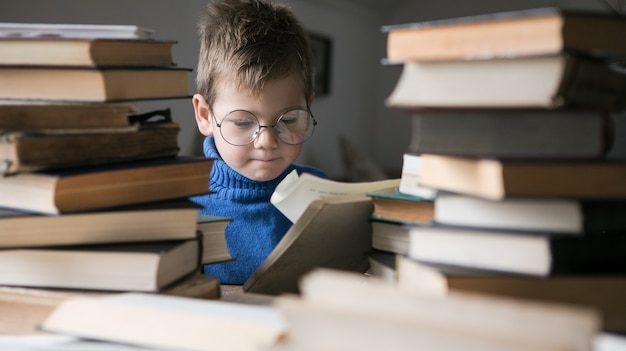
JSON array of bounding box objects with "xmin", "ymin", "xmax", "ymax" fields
[{"xmin": 1, "ymin": 0, "xmax": 623, "ymax": 179}]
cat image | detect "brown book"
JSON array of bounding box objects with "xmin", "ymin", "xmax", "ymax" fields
[
  {"xmin": 0, "ymin": 239, "xmax": 200, "ymax": 292},
  {"xmin": 385, "ymin": 54, "xmax": 626, "ymax": 111},
  {"xmin": 0, "ymin": 272, "xmax": 219, "ymax": 336},
  {"xmin": 244, "ymin": 194, "xmax": 375, "ymax": 295},
  {"xmin": 0, "ymin": 38, "xmax": 176, "ymax": 67},
  {"xmin": 0, "ymin": 122, "xmax": 180, "ymax": 174},
  {"xmin": 420, "ymin": 154, "xmax": 626, "ymax": 200},
  {"xmin": 0, "ymin": 66, "xmax": 190, "ymax": 102},
  {"xmin": 396, "ymin": 256, "xmax": 626, "ymax": 333},
  {"xmin": 0, "ymin": 200, "xmax": 200, "ymax": 248},
  {"xmin": 383, "ymin": 7, "xmax": 626, "ymax": 62},
  {"xmin": 274, "ymin": 268, "xmax": 600, "ymax": 351},
  {"xmin": 367, "ymin": 187, "xmax": 434, "ymax": 225},
  {"xmin": 0, "ymin": 101, "xmax": 137, "ymax": 130},
  {"xmin": 0, "ymin": 156, "xmax": 213, "ymax": 214}
]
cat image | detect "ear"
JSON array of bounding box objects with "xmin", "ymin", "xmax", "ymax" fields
[{"xmin": 192, "ymin": 94, "xmax": 214, "ymax": 136}]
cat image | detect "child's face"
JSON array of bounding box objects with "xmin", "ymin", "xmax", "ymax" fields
[{"xmin": 193, "ymin": 74, "xmax": 312, "ymax": 182}]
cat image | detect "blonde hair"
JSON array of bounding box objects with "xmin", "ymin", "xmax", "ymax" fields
[{"xmin": 196, "ymin": 0, "xmax": 314, "ymax": 106}]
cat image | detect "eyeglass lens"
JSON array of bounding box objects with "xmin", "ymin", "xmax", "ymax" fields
[{"xmin": 218, "ymin": 109, "xmax": 315, "ymax": 146}]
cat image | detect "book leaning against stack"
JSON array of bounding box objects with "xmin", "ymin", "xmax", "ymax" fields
[
  {"xmin": 381, "ymin": 7, "xmax": 626, "ymax": 334},
  {"xmin": 0, "ymin": 22, "xmax": 230, "ymax": 335}
]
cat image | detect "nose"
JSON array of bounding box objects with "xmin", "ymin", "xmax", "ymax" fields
[{"xmin": 253, "ymin": 125, "xmax": 279, "ymax": 149}]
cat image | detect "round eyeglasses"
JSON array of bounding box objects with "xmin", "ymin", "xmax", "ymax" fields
[{"xmin": 212, "ymin": 109, "xmax": 317, "ymax": 146}]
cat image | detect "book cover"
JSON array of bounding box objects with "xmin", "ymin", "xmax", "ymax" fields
[
  {"xmin": 41, "ymin": 293, "xmax": 287, "ymax": 351},
  {"xmin": 382, "ymin": 7, "xmax": 626, "ymax": 62},
  {"xmin": 408, "ymin": 224, "xmax": 626, "ymax": 276},
  {"xmin": 396, "ymin": 256, "xmax": 626, "ymax": 333},
  {"xmin": 420, "ymin": 154, "xmax": 626, "ymax": 200},
  {"xmin": 0, "ymin": 101, "xmax": 137, "ymax": 130},
  {"xmin": 0, "ymin": 156, "xmax": 213, "ymax": 214},
  {"xmin": 0, "ymin": 38, "xmax": 175, "ymax": 67},
  {"xmin": 0, "ymin": 66, "xmax": 191, "ymax": 102},
  {"xmin": 407, "ymin": 109, "xmax": 611, "ymax": 159},
  {"xmin": 367, "ymin": 187, "xmax": 434, "ymax": 225},
  {"xmin": 0, "ymin": 120, "xmax": 180, "ymax": 174},
  {"xmin": 244, "ymin": 194, "xmax": 375, "ymax": 295},
  {"xmin": 0, "ymin": 200, "xmax": 200, "ymax": 248},
  {"xmin": 0, "ymin": 239, "xmax": 200, "ymax": 292},
  {"xmin": 385, "ymin": 54, "xmax": 626, "ymax": 112}
]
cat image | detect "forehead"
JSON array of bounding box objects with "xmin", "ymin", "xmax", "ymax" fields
[{"xmin": 214, "ymin": 74, "xmax": 307, "ymax": 114}]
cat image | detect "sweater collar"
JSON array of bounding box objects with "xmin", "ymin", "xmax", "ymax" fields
[{"xmin": 204, "ymin": 136, "xmax": 293, "ymax": 192}]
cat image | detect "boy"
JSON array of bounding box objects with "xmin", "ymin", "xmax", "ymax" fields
[{"xmin": 190, "ymin": 0, "xmax": 326, "ymax": 285}]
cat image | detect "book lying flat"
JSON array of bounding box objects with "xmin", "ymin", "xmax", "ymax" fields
[
  {"xmin": 383, "ymin": 7, "xmax": 626, "ymax": 62},
  {"xmin": 0, "ymin": 38, "xmax": 175, "ymax": 67},
  {"xmin": 0, "ymin": 239, "xmax": 199, "ymax": 292},
  {"xmin": 407, "ymin": 109, "xmax": 611, "ymax": 159},
  {"xmin": 396, "ymin": 256, "xmax": 626, "ymax": 333},
  {"xmin": 277, "ymin": 268, "xmax": 600, "ymax": 351},
  {"xmin": 197, "ymin": 214, "xmax": 233, "ymax": 265},
  {"xmin": 0, "ymin": 156, "xmax": 213, "ymax": 214},
  {"xmin": 0, "ymin": 200, "xmax": 200, "ymax": 248},
  {"xmin": 0, "ymin": 66, "xmax": 190, "ymax": 102},
  {"xmin": 434, "ymin": 192, "xmax": 626, "ymax": 234},
  {"xmin": 420, "ymin": 154, "xmax": 626, "ymax": 200},
  {"xmin": 408, "ymin": 225, "xmax": 626, "ymax": 276},
  {"xmin": 0, "ymin": 101, "xmax": 137, "ymax": 130},
  {"xmin": 244, "ymin": 194, "xmax": 375, "ymax": 295},
  {"xmin": 41, "ymin": 293, "xmax": 287, "ymax": 351},
  {"xmin": 386, "ymin": 53, "xmax": 626, "ymax": 111},
  {"xmin": 0, "ymin": 22, "xmax": 155, "ymax": 39},
  {"xmin": 0, "ymin": 272, "xmax": 219, "ymax": 335},
  {"xmin": 0, "ymin": 122, "xmax": 180, "ymax": 174},
  {"xmin": 367, "ymin": 187, "xmax": 434, "ymax": 225}
]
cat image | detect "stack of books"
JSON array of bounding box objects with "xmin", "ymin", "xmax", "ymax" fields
[
  {"xmin": 376, "ymin": 8, "xmax": 626, "ymax": 334},
  {"xmin": 0, "ymin": 22, "xmax": 229, "ymax": 334}
]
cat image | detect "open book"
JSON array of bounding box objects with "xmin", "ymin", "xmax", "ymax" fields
[{"xmin": 270, "ymin": 170, "xmax": 400, "ymax": 223}]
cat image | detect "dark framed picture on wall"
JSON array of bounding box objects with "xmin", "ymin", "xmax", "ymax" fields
[{"xmin": 308, "ymin": 32, "xmax": 332, "ymax": 97}]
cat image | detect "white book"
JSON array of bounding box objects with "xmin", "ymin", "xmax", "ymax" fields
[{"xmin": 0, "ymin": 22, "xmax": 154, "ymax": 39}]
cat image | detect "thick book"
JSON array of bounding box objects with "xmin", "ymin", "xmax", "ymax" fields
[
  {"xmin": 367, "ymin": 187, "xmax": 434, "ymax": 225},
  {"xmin": 0, "ymin": 200, "xmax": 200, "ymax": 248},
  {"xmin": 434, "ymin": 192, "xmax": 626, "ymax": 234},
  {"xmin": 0, "ymin": 239, "xmax": 199, "ymax": 292},
  {"xmin": 396, "ymin": 256, "xmax": 626, "ymax": 333},
  {"xmin": 0, "ymin": 121, "xmax": 180, "ymax": 174},
  {"xmin": 407, "ymin": 109, "xmax": 611, "ymax": 159},
  {"xmin": 197, "ymin": 214, "xmax": 233, "ymax": 265},
  {"xmin": 408, "ymin": 224, "xmax": 626, "ymax": 277},
  {"xmin": 385, "ymin": 53, "xmax": 626, "ymax": 111},
  {"xmin": 275, "ymin": 268, "xmax": 600, "ymax": 351},
  {"xmin": 244, "ymin": 194, "xmax": 375, "ymax": 295},
  {"xmin": 0, "ymin": 22, "xmax": 154, "ymax": 39},
  {"xmin": 41, "ymin": 293, "xmax": 287, "ymax": 351},
  {"xmin": 420, "ymin": 154, "xmax": 626, "ymax": 200},
  {"xmin": 0, "ymin": 101, "xmax": 137, "ymax": 130},
  {"xmin": 0, "ymin": 38, "xmax": 175, "ymax": 67},
  {"xmin": 0, "ymin": 66, "xmax": 190, "ymax": 102},
  {"xmin": 383, "ymin": 7, "xmax": 626, "ymax": 62},
  {"xmin": 0, "ymin": 272, "xmax": 219, "ymax": 335},
  {"xmin": 0, "ymin": 156, "xmax": 213, "ymax": 214}
]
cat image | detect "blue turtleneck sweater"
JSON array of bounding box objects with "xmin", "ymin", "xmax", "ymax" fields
[{"xmin": 189, "ymin": 136, "xmax": 326, "ymax": 284}]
